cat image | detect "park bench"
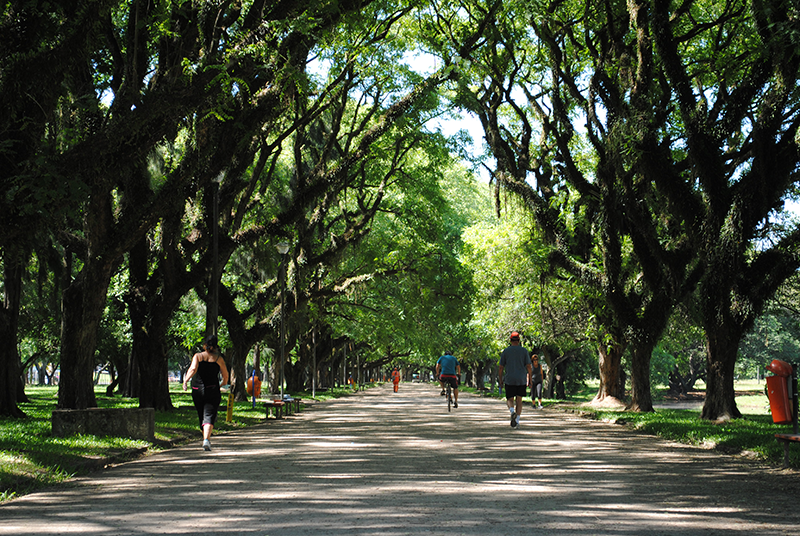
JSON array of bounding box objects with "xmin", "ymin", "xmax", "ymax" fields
[
  {"xmin": 264, "ymin": 400, "xmax": 286, "ymax": 419},
  {"xmin": 775, "ymin": 434, "xmax": 800, "ymax": 468},
  {"xmin": 287, "ymin": 397, "xmax": 302, "ymax": 414},
  {"xmin": 263, "ymin": 397, "xmax": 303, "ymax": 419}
]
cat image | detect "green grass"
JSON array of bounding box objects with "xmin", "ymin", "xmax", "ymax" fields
[
  {"xmin": 559, "ymin": 380, "xmax": 798, "ymax": 468},
  {"xmin": 589, "ymin": 408, "xmax": 786, "ymax": 459}
]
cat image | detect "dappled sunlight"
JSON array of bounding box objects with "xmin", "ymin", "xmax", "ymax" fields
[{"xmin": 1, "ymin": 382, "xmax": 798, "ymax": 535}]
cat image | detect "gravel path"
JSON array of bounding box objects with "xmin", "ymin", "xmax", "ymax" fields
[{"xmin": 2, "ymin": 382, "xmax": 799, "ymax": 535}]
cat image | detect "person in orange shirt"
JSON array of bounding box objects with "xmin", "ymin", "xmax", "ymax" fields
[{"xmin": 391, "ymin": 367, "xmax": 401, "ymax": 392}]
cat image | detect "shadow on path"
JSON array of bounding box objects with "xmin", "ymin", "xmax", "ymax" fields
[{"xmin": 2, "ymin": 383, "xmax": 798, "ymax": 535}]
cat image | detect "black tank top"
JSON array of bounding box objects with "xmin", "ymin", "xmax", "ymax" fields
[
  {"xmin": 195, "ymin": 360, "xmax": 221, "ymax": 388},
  {"xmin": 531, "ymin": 363, "xmax": 543, "ymax": 384}
]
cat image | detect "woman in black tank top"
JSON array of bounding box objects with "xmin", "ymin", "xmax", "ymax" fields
[{"xmin": 183, "ymin": 335, "xmax": 229, "ymax": 451}]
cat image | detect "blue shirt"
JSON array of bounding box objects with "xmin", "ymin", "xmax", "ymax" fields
[{"xmin": 437, "ymin": 354, "xmax": 459, "ymax": 376}]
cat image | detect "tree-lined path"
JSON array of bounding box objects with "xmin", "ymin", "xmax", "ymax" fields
[{"xmin": 2, "ymin": 383, "xmax": 799, "ymax": 535}]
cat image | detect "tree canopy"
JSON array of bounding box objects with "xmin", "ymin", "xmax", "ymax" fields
[{"xmin": 3, "ymin": 0, "xmax": 800, "ymax": 422}]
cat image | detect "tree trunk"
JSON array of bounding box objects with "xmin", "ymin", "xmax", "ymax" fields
[
  {"xmin": 229, "ymin": 341, "xmax": 249, "ymax": 402},
  {"xmin": 627, "ymin": 342, "xmax": 655, "ymax": 412},
  {"xmin": 127, "ymin": 203, "xmax": 204, "ymax": 410},
  {"xmin": 254, "ymin": 344, "xmax": 262, "ymax": 381},
  {"xmin": 269, "ymin": 338, "xmax": 281, "ymax": 395},
  {"xmin": 123, "ymin": 346, "xmax": 140, "ymax": 399},
  {"xmin": 58, "ymin": 259, "xmax": 115, "ymax": 409},
  {"xmin": 285, "ymin": 351, "xmax": 303, "ymax": 392},
  {"xmin": 592, "ymin": 334, "xmax": 626, "ymax": 404},
  {"xmin": 554, "ymin": 360, "xmax": 567, "ymax": 399},
  {"xmin": 135, "ymin": 331, "xmax": 174, "ymax": 410},
  {"xmin": 542, "ymin": 349, "xmax": 556, "ymax": 399},
  {"xmin": 0, "ymin": 252, "xmax": 25, "ymax": 417},
  {"xmin": 474, "ymin": 361, "xmax": 487, "ymax": 390},
  {"xmin": 701, "ymin": 324, "xmax": 742, "ymax": 421}
]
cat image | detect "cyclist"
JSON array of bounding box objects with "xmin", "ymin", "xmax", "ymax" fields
[{"xmin": 436, "ymin": 351, "xmax": 460, "ymax": 408}]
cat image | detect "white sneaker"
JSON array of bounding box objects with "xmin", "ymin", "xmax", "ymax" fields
[
  {"xmin": 203, "ymin": 440, "xmax": 211, "ymax": 451},
  {"xmin": 537, "ymin": 404, "xmax": 543, "ymax": 409}
]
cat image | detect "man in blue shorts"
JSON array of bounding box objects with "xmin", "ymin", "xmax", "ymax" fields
[
  {"xmin": 499, "ymin": 331, "xmax": 532, "ymax": 428},
  {"xmin": 436, "ymin": 351, "xmax": 460, "ymax": 408}
]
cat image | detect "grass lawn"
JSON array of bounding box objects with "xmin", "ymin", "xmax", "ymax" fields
[{"xmin": 558, "ymin": 379, "xmax": 798, "ymax": 468}]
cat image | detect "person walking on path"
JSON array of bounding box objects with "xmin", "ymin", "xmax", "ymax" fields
[
  {"xmin": 530, "ymin": 354, "xmax": 544, "ymax": 409},
  {"xmin": 436, "ymin": 351, "xmax": 461, "ymax": 408},
  {"xmin": 391, "ymin": 367, "xmax": 401, "ymax": 393},
  {"xmin": 183, "ymin": 335, "xmax": 229, "ymax": 451},
  {"xmin": 499, "ymin": 331, "xmax": 532, "ymax": 428}
]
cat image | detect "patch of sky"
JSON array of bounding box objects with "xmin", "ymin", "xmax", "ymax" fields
[{"xmin": 309, "ymin": 49, "xmax": 492, "ymax": 182}]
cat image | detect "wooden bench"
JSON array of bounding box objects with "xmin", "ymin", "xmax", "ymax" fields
[
  {"xmin": 775, "ymin": 433, "xmax": 800, "ymax": 467},
  {"xmin": 264, "ymin": 400, "xmax": 285, "ymax": 419}
]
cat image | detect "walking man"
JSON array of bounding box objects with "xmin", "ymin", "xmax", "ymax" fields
[{"xmin": 499, "ymin": 331, "xmax": 532, "ymax": 428}]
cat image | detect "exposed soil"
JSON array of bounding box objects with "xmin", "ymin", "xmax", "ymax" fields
[
  {"xmin": 1, "ymin": 382, "xmax": 798, "ymax": 536},
  {"xmin": 660, "ymin": 389, "xmax": 764, "ymax": 401}
]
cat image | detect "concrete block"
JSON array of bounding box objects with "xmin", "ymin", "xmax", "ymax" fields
[{"xmin": 52, "ymin": 408, "xmax": 155, "ymax": 442}]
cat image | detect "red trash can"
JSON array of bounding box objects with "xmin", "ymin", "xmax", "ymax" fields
[
  {"xmin": 767, "ymin": 359, "xmax": 793, "ymax": 377},
  {"xmin": 767, "ymin": 374, "xmax": 793, "ymax": 424},
  {"xmin": 246, "ymin": 376, "xmax": 261, "ymax": 398}
]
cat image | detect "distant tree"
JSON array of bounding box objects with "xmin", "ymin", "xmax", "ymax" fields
[
  {"xmin": 739, "ymin": 274, "xmax": 800, "ymax": 377},
  {"xmin": 460, "ymin": 205, "xmax": 595, "ymax": 396},
  {"xmin": 659, "ymin": 309, "xmax": 706, "ymax": 397}
]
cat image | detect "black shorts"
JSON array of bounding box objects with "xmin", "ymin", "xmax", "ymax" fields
[
  {"xmin": 505, "ymin": 384, "xmax": 526, "ymax": 399},
  {"xmin": 440, "ymin": 375, "xmax": 458, "ymax": 389},
  {"xmin": 191, "ymin": 384, "xmax": 221, "ymax": 428}
]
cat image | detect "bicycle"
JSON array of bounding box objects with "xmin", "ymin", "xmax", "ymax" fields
[{"xmin": 439, "ymin": 375, "xmax": 456, "ymax": 412}]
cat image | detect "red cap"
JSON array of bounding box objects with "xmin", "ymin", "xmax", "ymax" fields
[{"xmin": 510, "ymin": 331, "xmax": 520, "ymax": 341}]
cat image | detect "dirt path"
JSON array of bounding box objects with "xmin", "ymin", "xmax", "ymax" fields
[{"xmin": 2, "ymin": 383, "xmax": 799, "ymax": 535}]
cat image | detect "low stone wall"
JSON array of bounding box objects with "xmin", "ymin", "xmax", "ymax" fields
[{"xmin": 52, "ymin": 408, "xmax": 155, "ymax": 442}]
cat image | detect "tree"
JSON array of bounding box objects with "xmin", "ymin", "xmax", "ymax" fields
[
  {"xmin": 659, "ymin": 308, "xmax": 706, "ymax": 396},
  {"xmin": 645, "ymin": 0, "xmax": 800, "ymax": 420},
  {"xmin": 6, "ymin": 0, "xmax": 454, "ymax": 409},
  {"xmin": 460, "ymin": 204, "xmax": 595, "ymax": 397},
  {"xmin": 424, "ymin": 0, "xmax": 699, "ymax": 411},
  {"xmin": 427, "ymin": 0, "xmax": 800, "ymax": 417},
  {"xmin": 0, "ymin": 246, "xmax": 25, "ymax": 417},
  {"xmin": 0, "ymin": 0, "xmax": 100, "ymax": 415}
]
